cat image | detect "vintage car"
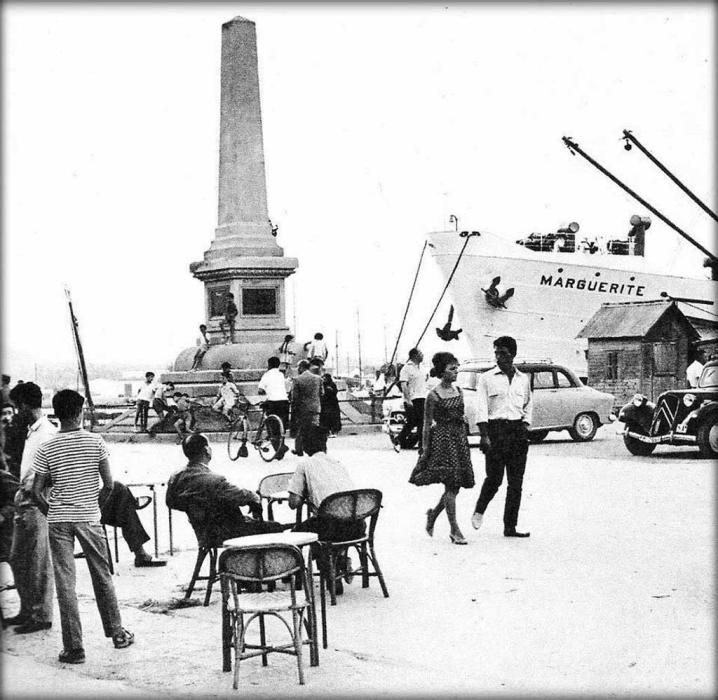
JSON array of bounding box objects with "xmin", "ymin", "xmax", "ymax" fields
[
  {"xmin": 458, "ymin": 361, "xmax": 615, "ymax": 442},
  {"xmin": 617, "ymin": 359, "xmax": 718, "ymax": 458}
]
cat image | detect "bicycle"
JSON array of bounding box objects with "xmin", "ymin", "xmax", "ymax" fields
[{"xmin": 227, "ymin": 399, "xmax": 286, "ymax": 462}]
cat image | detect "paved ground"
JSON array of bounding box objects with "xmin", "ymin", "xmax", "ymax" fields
[{"xmin": 1, "ymin": 426, "xmax": 714, "ymax": 697}]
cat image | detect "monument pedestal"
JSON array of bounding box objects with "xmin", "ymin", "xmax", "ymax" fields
[{"xmin": 157, "ymin": 16, "xmax": 298, "ymax": 418}]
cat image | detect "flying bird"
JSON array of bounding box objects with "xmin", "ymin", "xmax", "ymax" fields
[
  {"xmin": 481, "ymin": 276, "xmax": 514, "ymax": 309},
  {"xmin": 436, "ymin": 305, "xmax": 463, "ymax": 341}
]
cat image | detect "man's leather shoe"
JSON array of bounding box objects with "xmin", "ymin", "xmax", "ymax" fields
[
  {"xmin": 504, "ymin": 529, "xmax": 530, "ymax": 538},
  {"xmin": 134, "ymin": 558, "xmax": 167, "ymax": 567},
  {"xmin": 3, "ymin": 614, "xmax": 28, "ymax": 626},
  {"xmin": 15, "ymin": 621, "xmax": 52, "ymax": 634}
]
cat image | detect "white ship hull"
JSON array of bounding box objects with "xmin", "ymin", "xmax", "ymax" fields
[{"xmin": 427, "ymin": 230, "xmax": 716, "ymax": 377}]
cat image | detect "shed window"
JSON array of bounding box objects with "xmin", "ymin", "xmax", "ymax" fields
[
  {"xmin": 653, "ymin": 342, "xmax": 678, "ymax": 376},
  {"xmin": 606, "ymin": 351, "xmax": 619, "ymax": 380}
]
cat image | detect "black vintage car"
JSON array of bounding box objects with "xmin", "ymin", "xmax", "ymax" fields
[{"xmin": 618, "ymin": 360, "xmax": 718, "ymax": 458}]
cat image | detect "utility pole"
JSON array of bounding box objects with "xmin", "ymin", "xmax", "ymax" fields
[
  {"xmin": 334, "ymin": 330, "xmax": 340, "ymax": 377},
  {"xmin": 356, "ymin": 308, "xmax": 363, "ymax": 386}
]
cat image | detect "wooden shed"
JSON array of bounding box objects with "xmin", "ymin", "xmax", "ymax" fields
[{"xmin": 577, "ymin": 300, "xmax": 699, "ymax": 404}]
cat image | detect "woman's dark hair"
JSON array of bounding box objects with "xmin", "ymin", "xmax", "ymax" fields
[
  {"xmin": 52, "ymin": 389, "xmax": 85, "ymax": 421},
  {"xmin": 431, "ymin": 352, "xmax": 459, "ymax": 378},
  {"xmin": 182, "ymin": 432, "xmax": 209, "ymax": 459}
]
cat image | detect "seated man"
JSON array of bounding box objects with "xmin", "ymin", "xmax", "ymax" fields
[
  {"xmin": 288, "ymin": 426, "xmax": 365, "ymax": 591},
  {"xmin": 166, "ymin": 433, "xmax": 287, "ymax": 546}
]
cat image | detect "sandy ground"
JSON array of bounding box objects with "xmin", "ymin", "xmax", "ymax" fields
[{"xmin": 1, "ymin": 426, "xmax": 714, "ymax": 698}]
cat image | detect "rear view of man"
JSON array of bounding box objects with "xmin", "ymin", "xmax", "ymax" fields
[
  {"xmin": 33, "ymin": 390, "xmax": 134, "ymax": 663},
  {"xmin": 290, "ymin": 358, "xmax": 323, "ymax": 456},
  {"xmin": 398, "ymin": 348, "xmax": 427, "ymax": 450}
]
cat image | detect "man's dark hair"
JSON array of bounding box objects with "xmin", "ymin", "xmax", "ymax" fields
[
  {"xmin": 199, "ymin": 324, "xmax": 207, "ymax": 330},
  {"xmin": 297, "ymin": 359, "xmax": 310, "ymax": 373},
  {"xmin": 408, "ymin": 347, "xmax": 422, "ymax": 361},
  {"xmin": 145, "ymin": 371, "xmax": 155, "ymax": 379},
  {"xmin": 314, "ymin": 332, "xmax": 324, "ymax": 340},
  {"xmin": 182, "ymin": 432, "xmax": 209, "ymax": 460},
  {"xmin": 221, "ymin": 362, "xmax": 232, "ymax": 371},
  {"xmin": 2, "ymin": 402, "xmax": 15, "ymax": 411},
  {"xmin": 167, "ymin": 382, "xmax": 175, "ymax": 389},
  {"xmin": 267, "ymin": 356, "xmax": 281, "ymax": 369},
  {"xmin": 173, "ymin": 392, "xmax": 183, "ymax": 398},
  {"xmin": 494, "ymin": 335, "xmax": 517, "ymax": 357},
  {"xmin": 9, "ymin": 381, "xmax": 43, "ymax": 410},
  {"xmin": 52, "ymin": 389, "xmax": 85, "ymax": 421},
  {"xmin": 310, "ymin": 357, "xmax": 324, "ymax": 367},
  {"xmin": 2, "ymin": 374, "xmax": 10, "ymax": 385},
  {"xmin": 304, "ymin": 426, "xmax": 329, "ymax": 456}
]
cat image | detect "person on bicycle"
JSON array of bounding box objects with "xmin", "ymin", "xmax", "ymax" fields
[
  {"xmin": 257, "ymin": 357, "xmax": 289, "ymax": 429},
  {"xmin": 212, "ymin": 375, "xmax": 240, "ymax": 422}
]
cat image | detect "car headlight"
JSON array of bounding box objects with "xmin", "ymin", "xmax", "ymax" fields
[
  {"xmin": 632, "ymin": 394, "xmax": 647, "ymax": 407},
  {"xmin": 683, "ymin": 394, "xmax": 696, "ymax": 408}
]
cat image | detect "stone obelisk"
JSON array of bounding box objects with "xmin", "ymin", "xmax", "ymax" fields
[{"xmin": 172, "ymin": 16, "xmax": 298, "ymax": 374}]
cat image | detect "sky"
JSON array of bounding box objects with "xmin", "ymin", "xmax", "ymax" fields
[{"xmin": 2, "ymin": 2, "xmax": 715, "ymax": 377}]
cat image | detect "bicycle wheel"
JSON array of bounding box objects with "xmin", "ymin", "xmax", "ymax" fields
[
  {"xmin": 227, "ymin": 415, "xmax": 249, "ymax": 461},
  {"xmin": 256, "ymin": 414, "xmax": 285, "ymax": 462}
]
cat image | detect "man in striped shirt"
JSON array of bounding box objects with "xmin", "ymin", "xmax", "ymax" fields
[{"xmin": 33, "ymin": 389, "xmax": 134, "ymax": 665}]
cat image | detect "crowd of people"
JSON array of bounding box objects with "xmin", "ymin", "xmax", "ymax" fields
[{"xmin": 0, "ymin": 365, "xmax": 362, "ymax": 664}]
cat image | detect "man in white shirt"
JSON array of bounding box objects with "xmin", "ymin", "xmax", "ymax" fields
[
  {"xmin": 258, "ymin": 356, "xmax": 290, "ymax": 428},
  {"xmin": 308, "ymin": 332, "xmax": 329, "ymax": 363},
  {"xmin": 6, "ymin": 382, "xmax": 56, "ymax": 632},
  {"xmin": 398, "ymin": 348, "xmax": 427, "ymax": 450},
  {"xmin": 686, "ymin": 348, "xmax": 706, "ymax": 388},
  {"xmin": 471, "ymin": 336, "xmax": 533, "ymax": 538},
  {"xmin": 134, "ymin": 372, "xmax": 156, "ymax": 432},
  {"xmin": 288, "ymin": 426, "xmax": 363, "ymax": 592}
]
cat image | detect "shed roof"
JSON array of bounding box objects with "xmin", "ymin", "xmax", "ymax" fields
[{"xmin": 576, "ymin": 300, "xmax": 699, "ymax": 340}]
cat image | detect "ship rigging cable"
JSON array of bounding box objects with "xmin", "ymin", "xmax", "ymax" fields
[
  {"xmin": 622, "ymin": 129, "xmax": 718, "ymax": 223},
  {"xmin": 413, "ymin": 231, "xmax": 480, "ymax": 348},
  {"xmin": 562, "ymin": 136, "xmax": 718, "ymax": 264}
]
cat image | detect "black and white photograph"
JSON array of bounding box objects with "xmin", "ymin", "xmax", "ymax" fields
[{"xmin": 1, "ymin": 2, "xmax": 715, "ymax": 696}]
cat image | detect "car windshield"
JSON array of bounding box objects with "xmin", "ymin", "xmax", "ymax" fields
[{"xmin": 698, "ymin": 365, "xmax": 718, "ymax": 388}]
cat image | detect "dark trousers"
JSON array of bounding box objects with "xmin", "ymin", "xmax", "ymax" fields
[
  {"xmin": 98, "ymin": 481, "xmax": 150, "ymax": 553},
  {"xmin": 399, "ymin": 398, "xmax": 425, "ymax": 449},
  {"xmin": 264, "ymin": 400, "xmax": 290, "ymax": 432},
  {"xmin": 135, "ymin": 400, "xmax": 149, "ymax": 430},
  {"xmin": 474, "ymin": 420, "xmax": 529, "ymax": 530},
  {"xmin": 294, "ymin": 413, "xmax": 319, "ymax": 457}
]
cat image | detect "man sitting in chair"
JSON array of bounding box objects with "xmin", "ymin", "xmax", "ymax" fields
[
  {"xmin": 166, "ymin": 433, "xmax": 287, "ymax": 546},
  {"xmin": 288, "ymin": 426, "xmax": 365, "ymax": 593}
]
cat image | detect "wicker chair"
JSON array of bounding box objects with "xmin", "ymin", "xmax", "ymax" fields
[
  {"xmin": 256, "ymin": 473, "xmax": 293, "ymax": 522},
  {"xmin": 313, "ymin": 488, "xmax": 389, "ymax": 648},
  {"xmin": 219, "ymin": 544, "xmax": 317, "ymax": 688}
]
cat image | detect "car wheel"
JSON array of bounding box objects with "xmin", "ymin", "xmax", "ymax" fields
[
  {"xmin": 697, "ymin": 415, "xmax": 718, "ymax": 459},
  {"xmin": 568, "ymin": 412, "xmax": 598, "ymax": 442},
  {"xmin": 623, "ymin": 433, "xmax": 656, "ymax": 456},
  {"xmin": 528, "ymin": 430, "xmax": 549, "ymax": 443}
]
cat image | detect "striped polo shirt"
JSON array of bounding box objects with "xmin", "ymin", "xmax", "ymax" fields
[{"xmin": 33, "ymin": 429, "xmax": 109, "ymax": 523}]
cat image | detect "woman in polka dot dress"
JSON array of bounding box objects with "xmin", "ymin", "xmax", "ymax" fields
[{"xmin": 409, "ymin": 352, "xmax": 474, "ymax": 544}]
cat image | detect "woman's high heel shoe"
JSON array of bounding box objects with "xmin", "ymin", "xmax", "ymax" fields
[
  {"xmin": 425, "ymin": 509, "xmax": 435, "ymax": 537},
  {"xmin": 449, "ymin": 533, "xmax": 468, "ymax": 545}
]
